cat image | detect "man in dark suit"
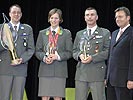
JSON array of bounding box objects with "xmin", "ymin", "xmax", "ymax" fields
[
  {"xmin": 73, "ymin": 7, "xmax": 110, "ymax": 100},
  {"xmin": 105, "ymin": 6, "xmax": 133, "ymax": 100},
  {"xmin": 0, "ymin": 4, "xmax": 35, "ymax": 100}
]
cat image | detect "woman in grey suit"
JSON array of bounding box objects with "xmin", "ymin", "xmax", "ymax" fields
[{"xmin": 35, "ymin": 8, "xmax": 73, "ymax": 100}]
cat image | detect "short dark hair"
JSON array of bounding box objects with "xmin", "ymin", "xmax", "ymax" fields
[
  {"xmin": 9, "ymin": 4, "xmax": 22, "ymax": 12},
  {"xmin": 48, "ymin": 8, "xmax": 63, "ymax": 23},
  {"xmin": 115, "ymin": 6, "xmax": 130, "ymax": 17},
  {"xmin": 85, "ymin": 7, "xmax": 98, "ymax": 15}
]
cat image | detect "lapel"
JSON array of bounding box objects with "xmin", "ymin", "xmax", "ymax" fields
[
  {"xmin": 18, "ymin": 24, "xmax": 25, "ymax": 34},
  {"xmin": 113, "ymin": 26, "xmax": 130, "ymax": 47},
  {"xmin": 112, "ymin": 30, "xmax": 118, "ymax": 47},
  {"xmin": 82, "ymin": 29, "xmax": 89, "ymax": 40},
  {"xmin": 57, "ymin": 27, "xmax": 63, "ymax": 45},
  {"xmin": 45, "ymin": 27, "xmax": 50, "ymax": 44},
  {"xmin": 93, "ymin": 27, "xmax": 101, "ymax": 36},
  {"xmin": 91, "ymin": 27, "xmax": 103, "ymax": 41},
  {"xmin": 8, "ymin": 22, "xmax": 13, "ymax": 32},
  {"xmin": 58, "ymin": 26, "xmax": 63, "ymax": 37}
]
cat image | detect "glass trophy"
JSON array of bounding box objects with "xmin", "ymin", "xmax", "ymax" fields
[
  {"xmin": 80, "ymin": 37, "xmax": 92, "ymax": 60},
  {"xmin": 46, "ymin": 42, "xmax": 57, "ymax": 55}
]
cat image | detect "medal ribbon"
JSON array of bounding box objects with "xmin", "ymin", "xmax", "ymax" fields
[{"xmin": 48, "ymin": 29, "xmax": 59, "ymax": 49}]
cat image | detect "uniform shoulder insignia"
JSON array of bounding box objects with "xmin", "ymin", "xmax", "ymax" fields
[
  {"xmin": 100, "ymin": 27, "xmax": 110, "ymax": 32},
  {"xmin": 64, "ymin": 29, "xmax": 71, "ymax": 33},
  {"xmin": 23, "ymin": 24, "xmax": 32, "ymax": 28}
]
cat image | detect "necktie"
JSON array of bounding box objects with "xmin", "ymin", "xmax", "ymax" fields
[
  {"xmin": 88, "ymin": 29, "xmax": 91, "ymax": 36},
  {"xmin": 116, "ymin": 30, "xmax": 123, "ymax": 41},
  {"xmin": 14, "ymin": 26, "xmax": 17, "ymax": 34},
  {"xmin": 14, "ymin": 26, "xmax": 17, "ymax": 31},
  {"xmin": 13, "ymin": 26, "xmax": 17, "ymax": 41},
  {"xmin": 52, "ymin": 31, "xmax": 56, "ymax": 36}
]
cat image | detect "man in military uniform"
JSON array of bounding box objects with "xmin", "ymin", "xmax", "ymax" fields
[
  {"xmin": 0, "ymin": 4, "xmax": 35, "ymax": 100},
  {"xmin": 73, "ymin": 7, "xmax": 110, "ymax": 100}
]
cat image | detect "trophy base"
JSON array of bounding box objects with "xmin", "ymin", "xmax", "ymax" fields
[{"xmin": 11, "ymin": 59, "xmax": 19, "ymax": 65}]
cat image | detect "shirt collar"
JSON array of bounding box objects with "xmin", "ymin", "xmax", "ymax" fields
[
  {"xmin": 51, "ymin": 26, "xmax": 59, "ymax": 33},
  {"xmin": 120, "ymin": 24, "xmax": 130, "ymax": 32},
  {"xmin": 87, "ymin": 25, "xmax": 97, "ymax": 35},
  {"xmin": 10, "ymin": 21, "xmax": 20, "ymax": 31}
]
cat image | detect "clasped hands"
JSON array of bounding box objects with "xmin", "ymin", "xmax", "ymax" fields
[
  {"xmin": 79, "ymin": 54, "xmax": 92, "ymax": 64},
  {"xmin": 44, "ymin": 54, "xmax": 58, "ymax": 64}
]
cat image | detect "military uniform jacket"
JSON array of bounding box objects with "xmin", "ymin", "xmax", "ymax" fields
[
  {"xmin": 0, "ymin": 23, "xmax": 35, "ymax": 76},
  {"xmin": 73, "ymin": 27, "xmax": 110, "ymax": 82},
  {"xmin": 35, "ymin": 27, "xmax": 73, "ymax": 78}
]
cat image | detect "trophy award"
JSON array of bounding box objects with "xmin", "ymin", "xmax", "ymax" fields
[
  {"xmin": 0, "ymin": 23, "xmax": 19, "ymax": 65},
  {"xmin": 46, "ymin": 42, "xmax": 57, "ymax": 55},
  {"xmin": 83, "ymin": 41, "xmax": 87, "ymax": 60},
  {"xmin": 80, "ymin": 36, "xmax": 92, "ymax": 60},
  {"xmin": 80, "ymin": 37, "xmax": 88, "ymax": 60}
]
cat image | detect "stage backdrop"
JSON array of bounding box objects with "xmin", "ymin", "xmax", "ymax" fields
[{"xmin": 0, "ymin": 0, "xmax": 133, "ymax": 100}]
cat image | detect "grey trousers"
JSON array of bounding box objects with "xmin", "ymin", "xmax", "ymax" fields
[
  {"xmin": 0, "ymin": 75, "xmax": 26, "ymax": 100},
  {"xmin": 75, "ymin": 80, "xmax": 106, "ymax": 100}
]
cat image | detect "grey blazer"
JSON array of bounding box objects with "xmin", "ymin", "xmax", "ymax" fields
[
  {"xmin": 0, "ymin": 23, "xmax": 35, "ymax": 76},
  {"xmin": 73, "ymin": 27, "xmax": 110, "ymax": 82},
  {"xmin": 35, "ymin": 27, "xmax": 73, "ymax": 78}
]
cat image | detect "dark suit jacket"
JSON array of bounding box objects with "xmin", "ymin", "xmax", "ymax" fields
[
  {"xmin": 106, "ymin": 26, "xmax": 133, "ymax": 87},
  {"xmin": 0, "ymin": 23, "xmax": 35, "ymax": 76},
  {"xmin": 35, "ymin": 27, "xmax": 73, "ymax": 78}
]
